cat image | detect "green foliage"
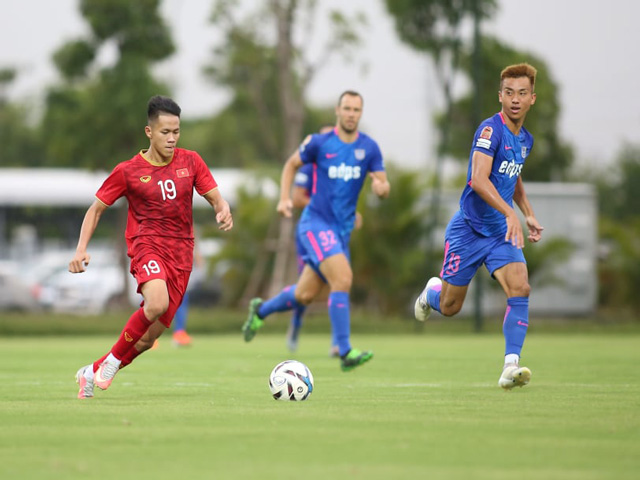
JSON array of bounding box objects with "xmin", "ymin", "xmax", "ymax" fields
[
  {"xmin": 596, "ymin": 143, "xmax": 640, "ymax": 221},
  {"xmin": 40, "ymin": 0, "xmax": 174, "ymax": 169},
  {"xmin": 207, "ymin": 184, "xmax": 278, "ymax": 305},
  {"xmin": 385, "ymin": 0, "xmax": 497, "ymax": 54},
  {"xmin": 521, "ymin": 236, "xmax": 574, "ymax": 288},
  {"xmin": 351, "ymin": 167, "xmax": 431, "ymax": 313},
  {"xmin": 0, "ymin": 99, "xmax": 45, "ymax": 167},
  {"xmin": 80, "ymin": 0, "xmax": 174, "ymax": 60},
  {"xmin": 203, "ymin": 0, "xmax": 366, "ymax": 163},
  {"xmin": 52, "ymin": 40, "xmax": 95, "ymax": 81},
  {"xmin": 598, "ymin": 217, "xmax": 640, "ymax": 313},
  {"xmin": 438, "ymin": 36, "xmax": 574, "ymax": 181}
]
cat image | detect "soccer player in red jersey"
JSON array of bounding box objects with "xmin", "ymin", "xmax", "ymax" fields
[{"xmin": 70, "ymin": 95, "xmax": 233, "ymax": 399}]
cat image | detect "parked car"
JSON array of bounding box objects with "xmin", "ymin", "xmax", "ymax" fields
[
  {"xmin": 0, "ymin": 262, "xmax": 40, "ymax": 312},
  {"xmin": 30, "ymin": 248, "xmax": 140, "ymax": 314}
]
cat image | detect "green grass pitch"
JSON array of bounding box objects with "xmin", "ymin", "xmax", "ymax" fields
[{"xmin": 0, "ymin": 332, "xmax": 638, "ymax": 480}]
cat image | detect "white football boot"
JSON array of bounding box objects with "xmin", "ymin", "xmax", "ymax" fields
[
  {"xmin": 414, "ymin": 277, "xmax": 443, "ymax": 322},
  {"xmin": 75, "ymin": 365, "xmax": 95, "ymax": 399},
  {"xmin": 498, "ymin": 363, "xmax": 532, "ymax": 390}
]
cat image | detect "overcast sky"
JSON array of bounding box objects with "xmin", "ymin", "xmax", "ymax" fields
[{"xmin": 3, "ymin": 0, "xmax": 639, "ymax": 171}]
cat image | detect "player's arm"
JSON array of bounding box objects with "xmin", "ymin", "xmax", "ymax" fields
[
  {"xmin": 277, "ymin": 150, "xmax": 303, "ymax": 218},
  {"xmin": 291, "ymin": 184, "xmax": 310, "ymax": 210},
  {"xmin": 69, "ymin": 199, "xmax": 108, "ymax": 273},
  {"xmin": 513, "ymin": 177, "xmax": 544, "ymax": 243},
  {"xmin": 369, "ymin": 171, "xmax": 390, "ymax": 199},
  {"xmin": 470, "ymin": 151, "xmax": 524, "ymax": 248},
  {"xmin": 203, "ymin": 188, "xmax": 233, "ymax": 231}
]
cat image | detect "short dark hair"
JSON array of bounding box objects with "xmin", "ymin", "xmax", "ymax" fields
[
  {"xmin": 147, "ymin": 95, "xmax": 181, "ymax": 123},
  {"xmin": 338, "ymin": 90, "xmax": 363, "ymax": 107}
]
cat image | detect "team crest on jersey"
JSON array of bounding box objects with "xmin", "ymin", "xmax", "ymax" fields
[
  {"xmin": 521, "ymin": 147, "xmax": 528, "ymax": 159},
  {"xmin": 140, "ymin": 175, "xmax": 151, "ymax": 183},
  {"xmin": 354, "ymin": 149, "xmax": 365, "ymax": 161},
  {"xmin": 299, "ymin": 134, "xmax": 312, "ymax": 153},
  {"xmin": 480, "ymin": 126, "xmax": 493, "ymax": 139},
  {"xmin": 176, "ymin": 168, "xmax": 190, "ymax": 178}
]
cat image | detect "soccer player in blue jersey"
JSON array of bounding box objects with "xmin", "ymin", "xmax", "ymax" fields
[
  {"xmin": 414, "ymin": 63, "xmax": 544, "ymax": 389},
  {"xmin": 285, "ymin": 146, "xmax": 362, "ymax": 355},
  {"xmin": 243, "ymin": 91, "xmax": 390, "ymax": 371}
]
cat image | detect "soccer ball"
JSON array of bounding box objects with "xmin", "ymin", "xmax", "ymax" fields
[{"xmin": 268, "ymin": 360, "xmax": 314, "ymax": 401}]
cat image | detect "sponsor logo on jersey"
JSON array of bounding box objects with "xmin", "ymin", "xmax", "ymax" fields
[
  {"xmin": 354, "ymin": 149, "xmax": 365, "ymax": 161},
  {"xmin": 140, "ymin": 175, "xmax": 152, "ymax": 183},
  {"xmin": 521, "ymin": 147, "xmax": 528, "ymax": 158},
  {"xmin": 480, "ymin": 126, "xmax": 493, "ymax": 139},
  {"xmin": 498, "ymin": 159, "xmax": 523, "ymax": 178},
  {"xmin": 176, "ymin": 168, "xmax": 190, "ymax": 178},
  {"xmin": 505, "ymin": 145, "xmax": 513, "ymax": 150},
  {"xmin": 328, "ymin": 163, "xmax": 361, "ymax": 181},
  {"xmin": 325, "ymin": 153, "xmax": 338, "ymax": 158}
]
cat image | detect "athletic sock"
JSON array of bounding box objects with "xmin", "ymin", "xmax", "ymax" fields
[
  {"xmin": 258, "ymin": 285, "xmax": 300, "ymax": 318},
  {"xmin": 427, "ymin": 284, "xmax": 442, "ymax": 313},
  {"xmin": 290, "ymin": 304, "xmax": 306, "ymax": 330},
  {"xmin": 109, "ymin": 308, "xmax": 153, "ymax": 360},
  {"xmin": 503, "ymin": 296, "xmax": 529, "ymax": 357},
  {"xmin": 119, "ymin": 346, "xmax": 143, "ymax": 369},
  {"xmin": 328, "ymin": 291, "xmax": 351, "ymax": 357}
]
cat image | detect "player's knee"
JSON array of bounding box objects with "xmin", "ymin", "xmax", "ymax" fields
[
  {"xmin": 144, "ymin": 301, "xmax": 169, "ymax": 321},
  {"xmin": 329, "ymin": 272, "xmax": 352, "ymax": 292},
  {"xmin": 440, "ymin": 299, "xmax": 462, "ymax": 317},
  {"xmin": 510, "ymin": 281, "xmax": 531, "ymax": 298},
  {"xmin": 295, "ymin": 289, "xmax": 315, "ymax": 305}
]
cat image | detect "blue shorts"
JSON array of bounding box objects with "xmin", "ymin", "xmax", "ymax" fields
[
  {"xmin": 296, "ymin": 220, "xmax": 350, "ymax": 279},
  {"xmin": 440, "ymin": 211, "xmax": 526, "ymax": 287}
]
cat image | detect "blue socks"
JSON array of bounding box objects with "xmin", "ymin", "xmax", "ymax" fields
[
  {"xmin": 173, "ymin": 292, "xmax": 189, "ymax": 331},
  {"xmin": 290, "ymin": 304, "xmax": 306, "ymax": 330},
  {"xmin": 258, "ymin": 285, "xmax": 300, "ymax": 318},
  {"xmin": 427, "ymin": 284, "xmax": 442, "ymax": 313},
  {"xmin": 503, "ymin": 296, "xmax": 529, "ymax": 356},
  {"xmin": 329, "ymin": 291, "xmax": 351, "ymax": 356}
]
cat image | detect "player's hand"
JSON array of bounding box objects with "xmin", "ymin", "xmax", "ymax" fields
[
  {"xmin": 504, "ymin": 210, "xmax": 525, "ymax": 249},
  {"xmin": 69, "ymin": 252, "xmax": 90, "ymax": 273},
  {"xmin": 216, "ymin": 203, "xmax": 233, "ymax": 231},
  {"xmin": 525, "ymin": 216, "xmax": 544, "ymax": 243},
  {"xmin": 277, "ymin": 198, "xmax": 293, "ymax": 218},
  {"xmin": 354, "ymin": 212, "xmax": 363, "ymax": 230},
  {"xmin": 370, "ymin": 173, "xmax": 390, "ymax": 198}
]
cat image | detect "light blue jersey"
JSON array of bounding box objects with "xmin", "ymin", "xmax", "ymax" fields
[
  {"xmin": 459, "ymin": 112, "xmax": 534, "ymax": 237},
  {"xmin": 298, "ymin": 129, "xmax": 384, "ymax": 240}
]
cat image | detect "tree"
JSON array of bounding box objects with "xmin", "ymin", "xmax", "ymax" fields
[
  {"xmin": 40, "ymin": 0, "xmax": 174, "ymax": 170},
  {"xmin": 204, "ymin": 0, "xmax": 366, "ymax": 164},
  {"xmin": 205, "ymin": 0, "xmax": 367, "ymax": 297},
  {"xmin": 0, "ymin": 68, "xmax": 45, "ymax": 166}
]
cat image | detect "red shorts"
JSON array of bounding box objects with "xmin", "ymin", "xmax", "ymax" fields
[{"xmin": 130, "ymin": 252, "xmax": 191, "ymax": 328}]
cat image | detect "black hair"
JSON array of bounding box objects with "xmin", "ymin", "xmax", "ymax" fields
[{"xmin": 147, "ymin": 95, "xmax": 181, "ymax": 122}]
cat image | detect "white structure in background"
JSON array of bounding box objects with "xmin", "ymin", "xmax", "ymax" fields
[
  {"xmin": 0, "ymin": 168, "xmax": 277, "ymax": 313},
  {"xmin": 435, "ymin": 183, "xmax": 597, "ymax": 316}
]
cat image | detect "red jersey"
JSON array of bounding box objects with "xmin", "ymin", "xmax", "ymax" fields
[{"xmin": 95, "ymin": 148, "xmax": 218, "ymax": 270}]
